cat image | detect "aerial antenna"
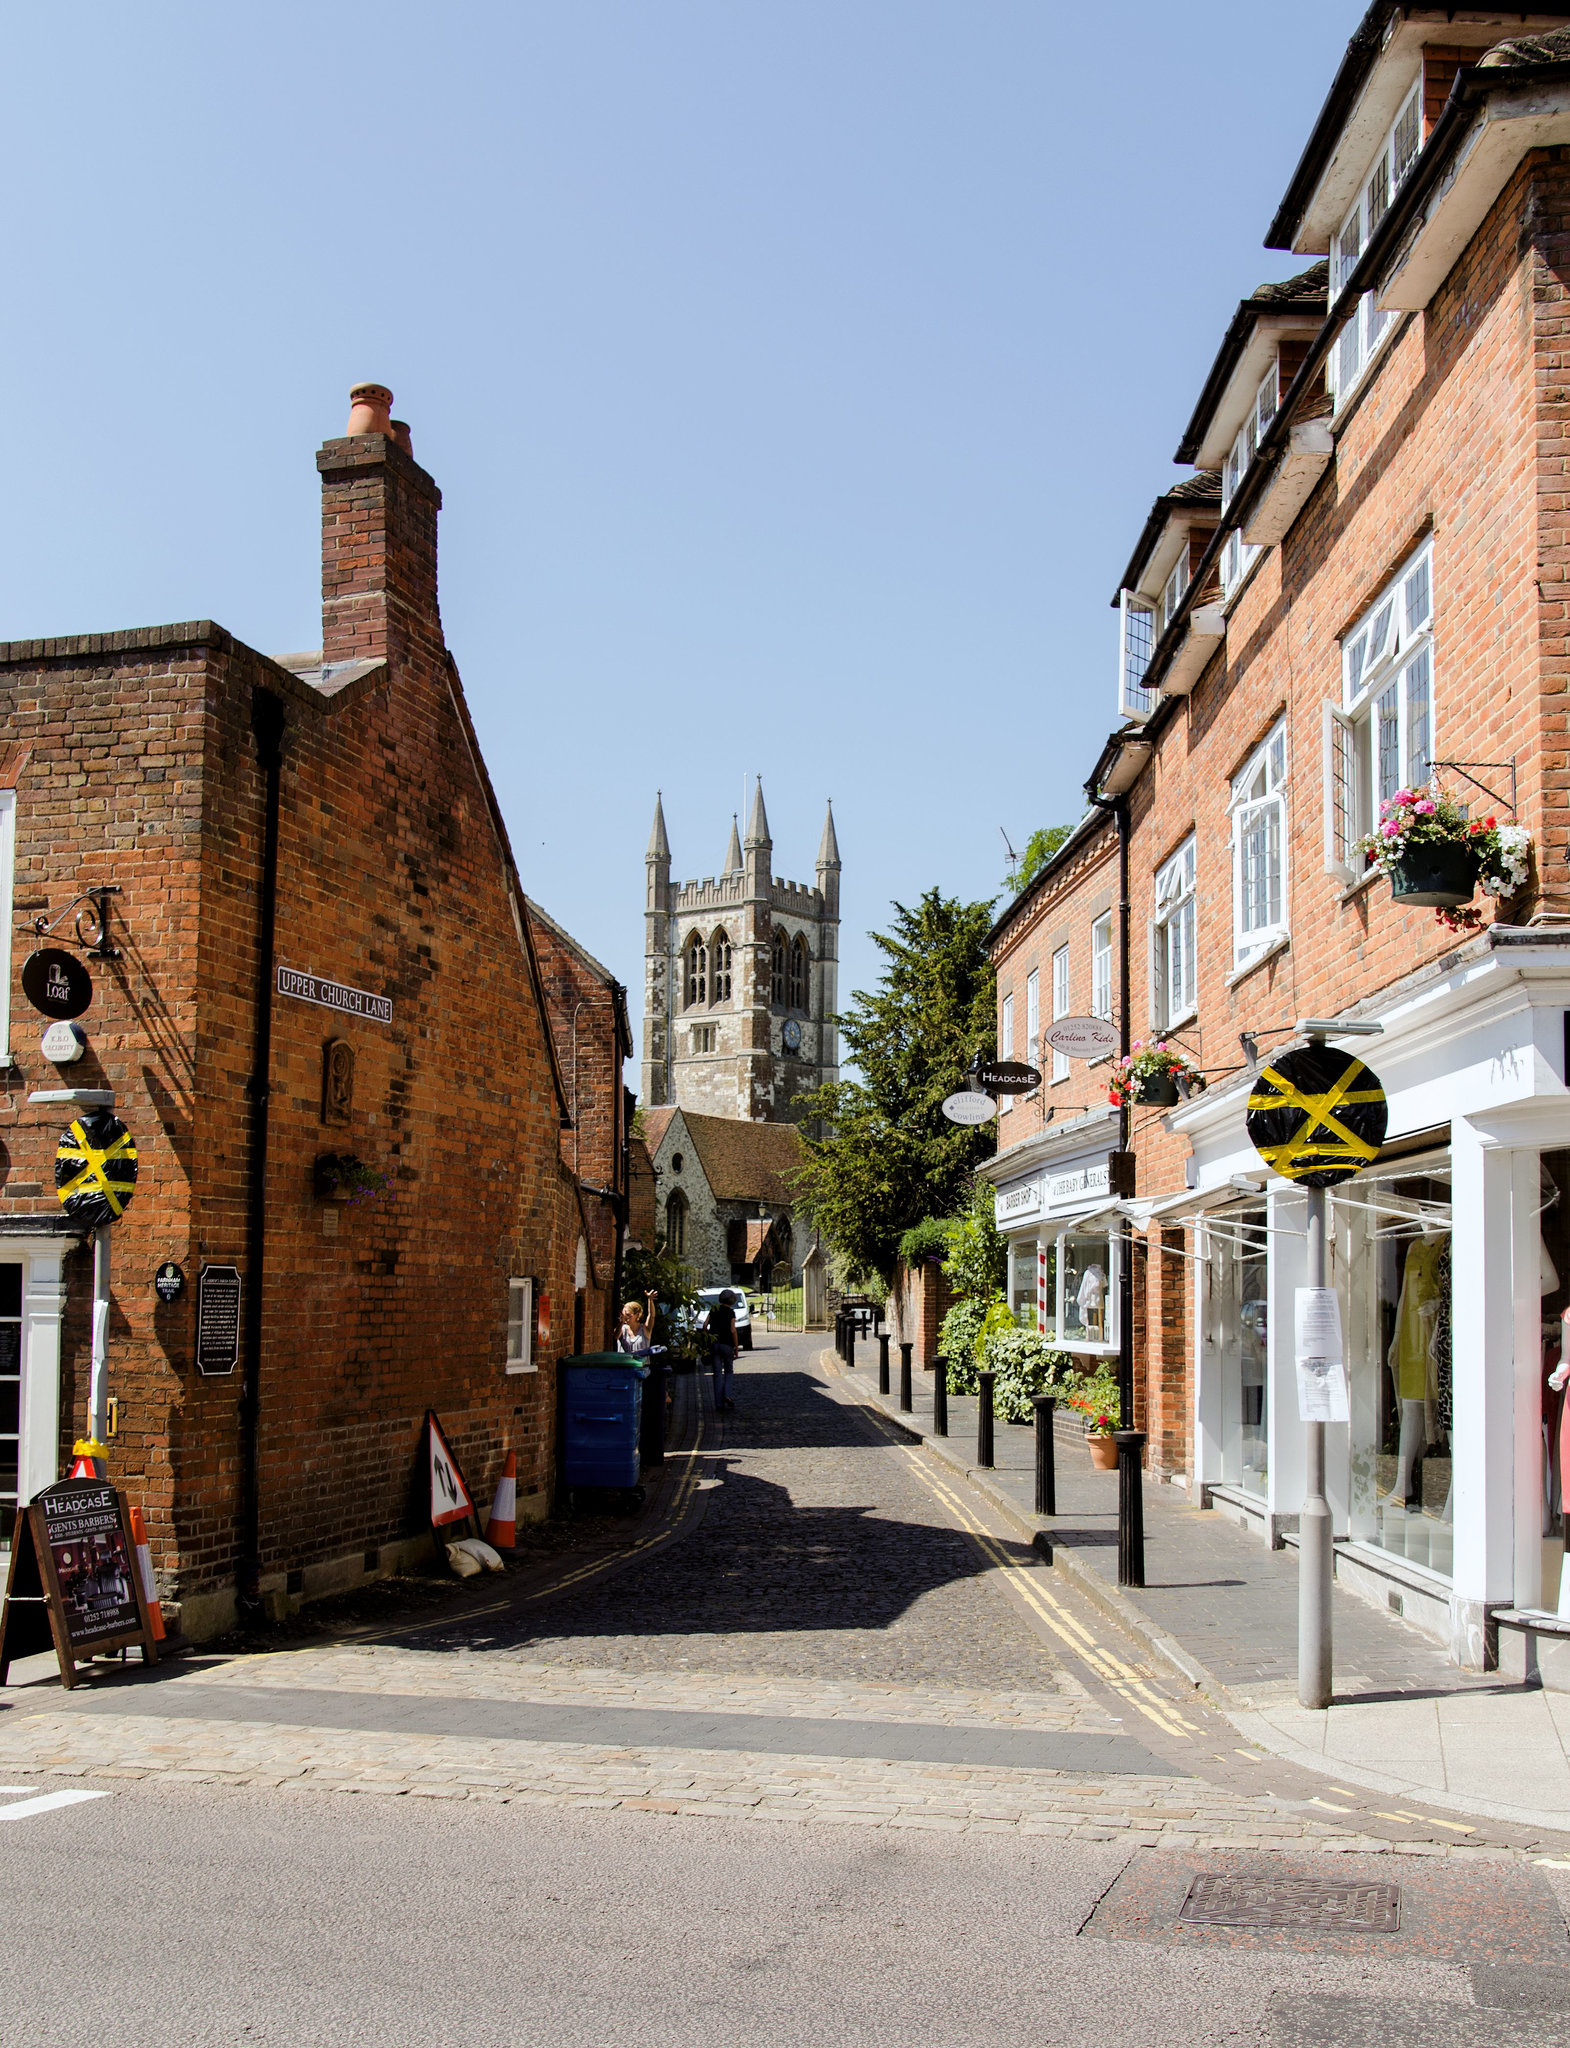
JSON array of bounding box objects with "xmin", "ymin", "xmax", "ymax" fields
[{"xmin": 1000, "ymin": 826, "xmax": 1020, "ymax": 888}]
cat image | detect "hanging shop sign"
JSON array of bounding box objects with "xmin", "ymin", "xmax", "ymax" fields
[
  {"xmin": 154, "ymin": 1261, "xmax": 185, "ymax": 1304},
  {"xmin": 1043, "ymin": 1015, "xmax": 1119, "ymax": 1060},
  {"xmin": 0, "ymin": 1478, "xmax": 160, "ymax": 1689},
  {"xmin": 21, "ymin": 948, "xmax": 93, "ymax": 1021},
  {"xmin": 195, "ymin": 1265, "xmax": 242, "ymax": 1376},
  {"xmin": 55, "ymin": 1111, "xmax": 139, "ymax": 1225},
  {"xmin": 974, "ymin": 1060, "xmax": 1043, "ymax": 1094},
  {"xmin": 276, "ymin": 967, "xmax": 393, "ymax": 1025},
  {"xmin": 1244, "ymin": 1045, "xmax": 1388, "ymax": 1188},
  {"xmin": 942, "ymin": 1089, "xmax": 998, "ymax": 1126}
]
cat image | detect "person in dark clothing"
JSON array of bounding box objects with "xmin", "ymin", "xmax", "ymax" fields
[{"xmin": 708, "ymin": 1290, "xmax": 738, "ymax": 1411}]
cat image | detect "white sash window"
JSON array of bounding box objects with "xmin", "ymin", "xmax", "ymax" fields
[{"xmin": 1231, "ymin": 722, "xmax": 1288, "ymax": 968}]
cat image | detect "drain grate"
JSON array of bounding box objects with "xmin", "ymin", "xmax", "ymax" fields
[{"xmin": 1179, "ymin": 1873, "xmax": 1401, "ymax": 1933}]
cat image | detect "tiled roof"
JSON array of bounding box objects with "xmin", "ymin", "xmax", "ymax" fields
[
  {"xmin": 1165, "ymin": 471, "xmax": 1223, "ymax": 507},
  {"xmin": 1249, "ymin": 260, "xmax": 1329, "ymax": 308},
  {"xmin": 1481, "ymin": 28, "xmax": 1570, "ymax": 66},
  {"xmin": 682, "ymin": 1112, "xmax": 804, "ymax": 1204},
  {"xmin": 640, "ymin": 1106, "xmax": 679, "ymax": 1155}
]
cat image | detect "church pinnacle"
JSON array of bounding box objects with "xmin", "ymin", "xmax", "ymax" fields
[
  {"xmin": 745, "ymin": 777, "xmax": 771, "ymax": 850},
  {"xmin": 647, "ymin": 791, "xmax": 671, "ymax": 863},
  {"xmin": 723, "ymin": 814, "xmax": 743, "ymax": 873},
  {"xmin": 817, "ymin": 799, "xmax": 840, "ymax": 870}
]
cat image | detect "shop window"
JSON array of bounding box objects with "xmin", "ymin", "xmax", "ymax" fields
[
  {"xmin": 1332, "ymin": 1158, "xmax": 1453, "ymax": 1576},
  {"xmin": 1051, "ymin": 946, "xmax": 1070, "ymax": 1082},
  {"xmin": 1203, "ymin": 1204, "xmax": 1268, "ymax": 1497},
  {"xmin": 711, "ymin": 929, "xmax": 732, "ymax": 1003},
  {"xmin": 1152, "ymin": 835, "xmax": 1197, "ymax": 1027},
  {"xmin": 505, "ymin": 1277, "xmax": 535, "ymax": 1374},
  {"xmin": 665, "ymin": 1190, "xmax": 688, "ymax": 1258},
  {"xmin": 771, "ymin": 928, "xmax": 786, "ymax": 1004},
  {"xmin": 1061, "ymin": 1228, "xmax": 1113, "ymax": 1348},
  {"xmin": 1009, "ymin": 1240, "xmax": 1036, "ymax": 1328},
  {"xmin": 1039, "ymin": 1237, "xmax": 1057, "ymax": 1340},
  {"xmin": 1326, "ymin": 538, "xmax": 1434, "ymax": 880},
  {"xmin": 1230, "ymin": 721, "xmax": 1288, "ymax": 970}
]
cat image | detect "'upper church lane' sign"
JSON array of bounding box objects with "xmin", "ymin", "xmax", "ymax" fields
[{"xmin": 276, "ymin": 967, "xmax": 393, "ymax": 1025}]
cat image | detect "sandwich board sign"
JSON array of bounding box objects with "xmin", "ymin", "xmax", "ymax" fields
[
  {"xmin": 424, "ymin": 1410, "xmax": 479, "ymax": 1552},
  {"xmin": 0, "ymin": 1478, "xmax": 160, "ymax": 1688}
]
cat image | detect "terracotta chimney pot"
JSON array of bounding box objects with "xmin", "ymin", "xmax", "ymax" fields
[
  {"xmin": 390, "ymin": 420, "xmax": 414, "ymax": 457},
  {"xmin": 346, "ymin": 382, "xmax": 394, "ymax": 437}
]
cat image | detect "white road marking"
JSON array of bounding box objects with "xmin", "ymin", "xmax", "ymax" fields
[{"xmin": 0, "ymin": 1788, "xmax": 109, "ymax": 1821}]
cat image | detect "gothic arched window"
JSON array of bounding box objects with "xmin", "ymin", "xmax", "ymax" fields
[
  {"xmin": 665, "ymin": 1189, "xmax": 687, "ymax": 1257},
  {"xmin": 711, "ymin": 929, "xmax": 732, "ymax": 1003},
  {"xmin": 684, "ymin": 933, "xmax": 707, "ymax": 1009},
  {"xmin": 771, "ymin": 928, "xmax": 787, "ymax": 1005},
  {"xmin": 789, "ymin": 934, "xmax": 809, "ymax": 1011}
]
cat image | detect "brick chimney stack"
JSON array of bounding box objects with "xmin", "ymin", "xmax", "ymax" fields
[{"xmin": 317, "ymin": 382, "xmax": 443, "ymax": 668}]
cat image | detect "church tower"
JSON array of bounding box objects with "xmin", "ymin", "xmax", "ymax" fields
[{"xmin": 639, "ymin": 784, "xmax": 841, "ymax": 1122}]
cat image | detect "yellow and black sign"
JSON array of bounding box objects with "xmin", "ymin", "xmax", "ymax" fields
[
  {"xmin": 1245, "ymin": 1045, "xmax": 1387, "ymax": 1189},
  {"xmin": 55, "ymin": 1111, "xmax": 139, "ymax": 1225}
]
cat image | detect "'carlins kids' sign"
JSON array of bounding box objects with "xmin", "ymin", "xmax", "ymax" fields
[
  {"xmin": 1245, "ymin": 1044, "xmax": 1388, "ymax": 1189},
  {"xmin": 55, "ymin": 1110, "xmax": 139, "ymax": 1225}
]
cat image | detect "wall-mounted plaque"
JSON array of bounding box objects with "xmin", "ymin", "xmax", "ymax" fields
[
  {"xmin": 196, "ymin": 1265, "xmax": 242, "ymax": 1376},
  {"xmin": 322, "ymin": 1039, "xmax": 354, "ymax": 1126}
]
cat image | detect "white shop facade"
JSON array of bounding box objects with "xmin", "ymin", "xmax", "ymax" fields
[
  {"xmin": 1165, "ymin": 931, "xmax": 1570, "ymax": 1673},
  {"xmin": 982, "ymin": 1107, "xmax": 1124, "ymax": 1364}
]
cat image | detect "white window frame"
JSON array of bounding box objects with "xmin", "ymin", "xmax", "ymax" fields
[
  {"xmin": 505, "ymin": 1276, "xmax": 535, "ymax": 1374},
  {"xmin": 1025, "ymin": 968, "xmax": 1040, "ymax": 1085},
  {"xmin": 999, "ymin": 991, "xmax": 1014, "ymax": 1114},
  {"xmin": 1157, "ymin": 548, "xmax": 1189, "ymax": 637},
  {"xmin": 1047, "ymin": 1221, "xmax": 1120, "ymax": 1356},
  {"xmin": 1090, "ymin": 913, "xmax": 1112, "ymax": 1026},
  {"xmin": 0, "ymin": 794, "xmax": 14, "ymax": 1061},
  {"xmin": 1151, "ymin": 835, "xmax": 1197, "ymax": 1028},
  {"xmin": 1219, "ymin": 359, "xmax": 1278, "ymax": 599},
  {"xmin": 1118, "ymin": 589, "xmax": 1157, "ymax": 722},
  {"xmin": 1051, "ymin": 946, "xmax": 1070, "ymax": 1083},
  {"xmin": 1329, "ymin": 80, "xmax": 1421, "ymax": 408},
  {"xmin": 1230, "ymin": 721, "xmax": 1289, "ymax": 970},
  {"xmin": 1325, "ymin": 539, "xmax": 1435, "ymax": 884}
]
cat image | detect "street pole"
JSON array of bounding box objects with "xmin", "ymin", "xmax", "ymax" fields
[
  {"xmin": 89, "ymin": 1223, "xmax": 111, "ymax": 1446},
  {"xmin": 1300, "ymin": 1178, "xmax": 1332, "ymax": 1709}
]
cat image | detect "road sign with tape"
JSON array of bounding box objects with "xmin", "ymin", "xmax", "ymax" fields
[
  {"xmin": 1245, "ymin": 1044, "xmax": 1387, "ymax": 1189},
  {"xmin": 55, "ymin": 1111, "xmax": 139, "ymax": 1224}
]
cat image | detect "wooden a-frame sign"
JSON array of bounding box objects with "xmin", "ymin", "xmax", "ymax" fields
[{"xmin": 0, "ymin": 1479, "xmax": 159, "ymax": 1689}]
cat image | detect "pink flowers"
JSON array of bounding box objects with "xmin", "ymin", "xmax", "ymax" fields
[
  {"xmin": 1381, "ymin": 819, "xmax": 1401, "ymax": 837},
  {"xmin": 1414, "ymin": 799, "xmax": 1436, "ymax": 815}
]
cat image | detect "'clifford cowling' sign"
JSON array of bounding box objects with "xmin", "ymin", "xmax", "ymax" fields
[{"xmin": 276, "ymin": 967, "xmax": 393, "ymax": 1025}]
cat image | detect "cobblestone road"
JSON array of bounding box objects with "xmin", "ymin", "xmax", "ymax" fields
[{"xmin": 0, "ymin": 1334, "xmax": 1559, "ymax": 1858}]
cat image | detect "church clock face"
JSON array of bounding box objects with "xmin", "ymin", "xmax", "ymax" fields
[{"xmin": 782, "ymin": 1019, "xmax": 803, "ymax": 1053}]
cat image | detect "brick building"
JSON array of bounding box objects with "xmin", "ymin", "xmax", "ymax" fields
[
  {"xmin": 985, "ymin": 10, "xmax": 1570, "ymax": 1670},
  {"xmin": 0, "ymin": 383, "xmax": 623, "ymax": 1638}
]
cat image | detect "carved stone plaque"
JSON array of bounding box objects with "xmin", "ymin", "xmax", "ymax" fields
[{"xmin": 322, "ymin": 1039, "xmax": 354, "ymax": 1126}]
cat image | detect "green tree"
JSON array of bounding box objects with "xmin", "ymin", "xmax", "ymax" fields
[
  {"xmin": 1007, "ymin": 822, "xmax": 1074, "ymax": 895},
  {"xmin": 794, "ymin": 888, "xmax": 997, "ymax": 1287}
]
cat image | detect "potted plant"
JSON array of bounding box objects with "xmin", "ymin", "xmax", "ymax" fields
[
  {"xmin": 1356, "ymin": 787, "xmax": 1533, "ymax": 929},
  {"xmin": 1107, "ymin": 1042, "xmax": 1204, "ymax": 1110},
  {"xmin": 313, "ymin": 1153, "xmax": 391, "ymax": 1205},
  {"xmin": 1066, "ymin": 1367, "xmax": 1121, "ymax": 1470}
]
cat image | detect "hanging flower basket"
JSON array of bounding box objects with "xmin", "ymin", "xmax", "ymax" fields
[
  {"xmin": 1388, "ymin": 840, "xmax": 1481, "ymax": 908},
  {"xmin": 1108, "ymin": 1041, "xmax": 1204, "ymax": 1110}
]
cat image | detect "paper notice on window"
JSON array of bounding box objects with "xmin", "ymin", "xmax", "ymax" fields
[{"xmin": 1294, "ymin": 1286, "xmax": 1349, "ymax": 1423}]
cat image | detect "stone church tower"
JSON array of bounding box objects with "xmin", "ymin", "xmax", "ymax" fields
[{"xmin": 642, "ymin": 782, "xmax": 840, "ymax": 1122}]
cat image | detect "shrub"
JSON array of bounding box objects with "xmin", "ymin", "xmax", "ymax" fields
[
  {"xmin": 980, "ymin": 1325, "xmax": 1075, "ymax": 1422},
  {"xmin": 898, "ymin": 1216, "xmax": 952, "ymax": 1265},
  {"xmin": 937, "ymin": 1295, "xmax": 992, "ymax": 1392}
]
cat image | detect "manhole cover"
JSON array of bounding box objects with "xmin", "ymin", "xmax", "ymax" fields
[{"xmin": 1179, "ymin": 1874, "xmax": 1401, "ymax": 1933}]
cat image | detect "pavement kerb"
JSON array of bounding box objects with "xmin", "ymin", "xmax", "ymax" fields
[{"xmin": 818, "ymin": 1349, "xmax": 1218, "ymax": 1702}]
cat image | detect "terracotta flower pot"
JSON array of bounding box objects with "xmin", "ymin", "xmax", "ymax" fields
[
  {"xmin": 1087, "ymin": 1433, "xmax": 1118, "ymax": 1471},
  {"xmin": 1133, "ymin": 1072, "xmax": 1181, "ymax": 1107},
  {"xmin": 1389, "ymin": 841, "xmax": 1480, "ymax": 908}
]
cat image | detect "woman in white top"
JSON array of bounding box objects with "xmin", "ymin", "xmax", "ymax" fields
[{"xmin": 618, "ymin": 1290, "xmax": 658, "ymax": 1356}]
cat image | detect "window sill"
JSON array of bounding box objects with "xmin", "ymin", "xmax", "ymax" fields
[
  {"xmin": 1225, "ymin": 932, "xmax": 1290, "ymax": 989},
  {"xmin": 1337, "ymin": 866, "xmax": 1381, "ymax": 905},
  {"xmin": 1156, "ymin": 1006, "xmax": 1197, "ymax": 1034},
  {"xmin": 505, "ymin": 1362, "xmax": 538, "ymax": 1376}
]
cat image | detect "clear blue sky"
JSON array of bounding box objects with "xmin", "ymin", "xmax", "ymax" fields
[{"xmin": 2, "ymin": 3, "xmax": 1354, "ymax": 1068}]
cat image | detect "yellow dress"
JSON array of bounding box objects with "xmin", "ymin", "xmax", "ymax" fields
[{"xmin": 1388, "ymin": 1236, "xmax": 1448, "ymax": 1403}]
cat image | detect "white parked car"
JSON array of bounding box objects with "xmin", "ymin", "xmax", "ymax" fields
[{"xmin": 695, "ymin": 1287, "xmax": 753, "ymax": 1351}]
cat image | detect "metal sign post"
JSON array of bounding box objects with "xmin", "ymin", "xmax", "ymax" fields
[{"xmin": 1245, "ymin": 1018, "xmax": 1386, "ymax": 1711}]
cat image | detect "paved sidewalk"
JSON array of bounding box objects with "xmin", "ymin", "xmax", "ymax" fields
[{"xmin": 831, "ymin": 1349, "xmax": 1570, "ymax": 1837}]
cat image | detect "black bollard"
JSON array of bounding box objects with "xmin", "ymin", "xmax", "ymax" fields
[
  {"xmin": 932, "ymin": 1354, "xmax": 948, "ymax": 1437},
  {"xmin": 846, "ymin": 1318, "xmax": 856, "ymax": 1371},
  {"xmin": 1033, "ymin": 1394, "xmax": 1056, "ymax": 1516},
  {"xmin": 977, "ymin": 1370, "xmax": 995, "ymax": 1469},
  {"xmin": 834, "ymin": 1311, "xmax": 844, "ymax": 1361},
  {"xmin": 1115, "ymin": 1430, "xmax": 1147, "ymax": 1587},
  {"xmin": 898, "ymin": 1342, "xmax": 913, "ymax": 1413},
  {"xmin": 877, "ymin": 1332, "xmax": 890, "ymax": 1395}
]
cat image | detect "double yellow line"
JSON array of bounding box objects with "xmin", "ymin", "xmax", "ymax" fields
[
  {"xmin": 887, "ymin": 1432, "xmax": 1200, "ymax": 1745},
  {"xmin": 523, "ymin": 1405, "xmax": 709, "ymax": 1603}
]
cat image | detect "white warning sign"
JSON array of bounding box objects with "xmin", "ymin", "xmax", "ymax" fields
[{"xmin": 426, "ymin": 1410, "xmax": 475, "ymax": 1529}]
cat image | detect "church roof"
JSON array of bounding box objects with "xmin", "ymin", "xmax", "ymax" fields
[
  {"xmin": 652, "ymin": 1109, "xmax": 803, "ymax": 1205},
  {"xmin": 640, "ymin": 1106, "xmax": 679, "ymax": 1155}
]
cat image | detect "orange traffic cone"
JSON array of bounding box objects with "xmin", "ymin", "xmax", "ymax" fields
[
  {"xmin": 128, "ymin": 1503, "xmax": 167, "ymax": 1640},
  {"xmin": 69, "ymin": 1438, "xmax": 107, "ymax": 1479},
  {"xmin": 484, "ymin": 1450, "xmax": 517, "ymax": 1550}
]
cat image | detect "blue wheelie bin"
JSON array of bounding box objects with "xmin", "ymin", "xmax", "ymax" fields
[{"xmin": 560, "ymin": 1353, "xmax": 648, "ymax": 1511}]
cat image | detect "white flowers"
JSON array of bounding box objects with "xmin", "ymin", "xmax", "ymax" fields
[{"xmin": 1482, "ymin": 823, "xmax": 1531, "ymax": 898}]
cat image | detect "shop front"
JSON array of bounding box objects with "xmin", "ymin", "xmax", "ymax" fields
[
  {"xmin": 985, "ymin": 1109, "xmax": 1122, "ymax": 1365},
  {"xmin": 1171, "ymin": 933, "xmax": 1570, "ymax": 1671}
]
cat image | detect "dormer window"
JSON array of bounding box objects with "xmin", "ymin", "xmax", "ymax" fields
[
  {"xmin": 1220, "ymin": 360, "xmax": 1278, "ymax": 597},
  {"xmin": 1118, "ymin": 590, "xmax": 1157, "ymax": 721},
  {"xmin": 1329, "ymin": 81, "xmax": 1420, "ymax": 406},
  {"xmin": 1158, "ymin": 551, "xmax": 1188, "ymax": 637}
]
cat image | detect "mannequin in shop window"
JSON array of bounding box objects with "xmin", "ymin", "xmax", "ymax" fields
[
  {"xmin": 1077, "ymin": 1261, "xmax": 1106, "ymax": 1340},
  {"xmin": 1382, "ymin": 1227, "xmax": 1450, "ymax": 1508}
]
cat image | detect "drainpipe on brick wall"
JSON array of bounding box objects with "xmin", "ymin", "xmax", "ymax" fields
[{"xmin": 237, "ymin": 687, "xmax": 287, "ymax": 1622}]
